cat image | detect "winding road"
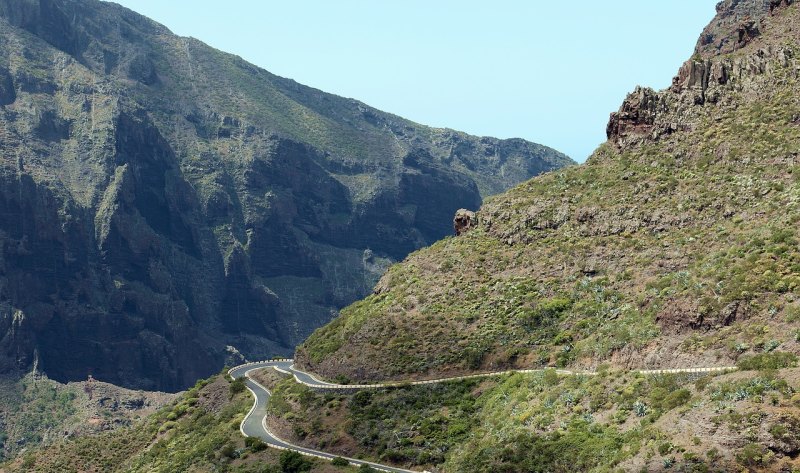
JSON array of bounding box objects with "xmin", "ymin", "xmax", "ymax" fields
[
  {"xmin": 228, "ymin": 360, "xmax": 423, "ymax": 473},
  {"xmin": 229, "ymin": 360, "xmax": 737, "ymax": 472}
]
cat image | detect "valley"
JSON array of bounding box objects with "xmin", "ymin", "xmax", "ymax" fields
[
  {"xmin": 0, "ymin": 0, "xmax": 570, "ymax": 392},
  {"xmin": 3, "ymin": 0, "xmax": 800, "ymax": 471}
]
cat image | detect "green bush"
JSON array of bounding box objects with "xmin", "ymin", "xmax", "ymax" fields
[
  {"xmin": 220, "ymin": 443, "xmax": 237, "ymax": 459},
  {"xmin": 331, "ymin": 456, "xmax": 349, "ymax": 466},
  {"xmin": 279, "ymin": 450, "xmax": 312, "ymax": 473},
  {"xmin": 229, "ymin": 377, "xmax": 247, "ymax": 396},
  {"xmin": 737, "ymin": 352, "xmax": 797, "ymax": 370},
  {"xmin": 663, "ymin": 389, "xmax": 691, "ymax": 410},
  {"xmin": 244, "ymin": 436, "xmax": 267, "ymax": 452},
  {"xmin": 659, "ymin": 442, "xmax": 674, "ymax": 456},
  {"xmin": 736, "ymin": 443, "xmax": 771, "ymax": 467}
]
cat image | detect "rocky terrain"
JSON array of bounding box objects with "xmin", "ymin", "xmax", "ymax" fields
[{"xmin": 0, "ymin": 0, "xmax": 571, "ymax": 391}]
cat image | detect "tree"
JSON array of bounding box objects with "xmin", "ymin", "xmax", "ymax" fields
[{"xmin": 229, "ymin": 377, "xmax": 246, "ymax": 397}]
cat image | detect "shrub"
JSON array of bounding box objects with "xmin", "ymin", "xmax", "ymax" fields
[
  {"xmin": 220, "ymin": 443, "xmax": 237, "ymax": 459},
  {"xmin": 229, "ymin": 377, "xmax": 247, "ymax": 396},
  {"xmin": 245, "ymin": 436, "xmax": 267, "ymax": 452},
  {"xmin": 331, "ymin": 456, "xmax": 349, "ymax": 467},
  {"xmin": 736, "ymin": 443, "xmax": 771, "ymax": 467},
  {"xmin": 520, "ymin": 297, "xmax": 572, "ymax": 330},
  {"xmin": 737, "ymin": 352, "xmax": 797, "ymax": 370},
  {"xmin": 663, "ymin": 389, "xmax": 691, "ymax": 410},
  {"xmin": 279, "ymin": 450, "xmax": 312, "ymax": 473},
  {"xmin": 659, "ymin": 443, "xmax": 674, "ymax": 456}
]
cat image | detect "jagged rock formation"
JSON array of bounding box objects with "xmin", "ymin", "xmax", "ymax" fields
[
  {"xmin": 696, "ymin": 0, "xmax": 795, "ymax": 56},
  {"xmin": 0, "ymin": 0, "xmax": 571, "ymax": 390},
  {"xmin": 608, "ymin": 0, "xmax": 798, "ymax": 148}
]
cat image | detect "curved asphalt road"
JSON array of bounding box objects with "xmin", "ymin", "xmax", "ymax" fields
[
  {"xmin": 229, "ymin": 360, "xmax": 737, "ymax": 472},
  {"xmin": 228, "ymin": 360, "xmax": 423, "ymax": 473}
]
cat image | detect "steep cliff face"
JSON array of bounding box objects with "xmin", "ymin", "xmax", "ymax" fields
[
  {"xmin": 298, "ymin": 0, "xmax": 800, "ymax": 382},
  {"xmin": 0, "ymin": 0, "xmax": 572, "ymax": 390}
]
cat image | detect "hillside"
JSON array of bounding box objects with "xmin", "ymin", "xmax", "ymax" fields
[
  {"xmin": 0, "ymin": 372, "xmax": 361, "ymax": 473},
  {"xmin": 0, "ymin": 0, "xmax": 571, "ymax": 391},
  {"xmin": 279, "ymin": 1, "xmax": 800, "ymax": 470},
  {"xmin": 264, "ymin": 365, "xmax": 800, "ymax": 472},
  {"xmin": 298, "ymin": 0, "xmax": 800, "ymax": 383},
  {"xmin": 0, "ymin": 371, "xmax": 175, "ymax": 462}
]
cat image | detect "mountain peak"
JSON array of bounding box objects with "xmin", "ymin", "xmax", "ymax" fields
[
  {"xmin": 606, "ymin": 0, "xmax": 797, "ymax": 149},
  {"xmin": 695, "ymin": 0, "xmax": 794, "ymax": 57}
]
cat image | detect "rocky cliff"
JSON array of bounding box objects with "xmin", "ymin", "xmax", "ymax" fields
[{"xmin": 0, "ymin": 0, "xmax": 572, "ymax": 391}]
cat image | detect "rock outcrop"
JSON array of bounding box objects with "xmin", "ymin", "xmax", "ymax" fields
[
  {"xmin": 608, "ymin": 0, "xmax": 800, "ymax": 148},
  {"xmin": 696, "ymin": 0, "xmax": 795, "ymax": 56},
  {"xmin": 453, "ymin": 209, "xmax": 477, "ymax": 236}
]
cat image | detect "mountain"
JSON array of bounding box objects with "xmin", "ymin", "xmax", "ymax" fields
[
  {"xmin": 298, "ymin": 0, "xmax": 800, "ymax": 382},
  {"xmin": 6, "ymin": 2, "xmax": 800, "ymax": 472},
  {"xmin": 0, "ymin": 0, "xmax": 571, "ymax": 391}
]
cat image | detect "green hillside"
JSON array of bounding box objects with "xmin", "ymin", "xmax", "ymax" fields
[{"xmin": 299, "ymin": 0, "xmax": 800, "ymax": 384}]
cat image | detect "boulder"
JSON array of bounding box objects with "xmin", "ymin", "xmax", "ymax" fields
[{"xmin": 454, "ymin": 209, "xmax": 477, "ymax": 236}]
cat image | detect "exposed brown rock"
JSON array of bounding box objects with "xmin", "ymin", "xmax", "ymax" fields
[
  {"xmin": 768, "ymin": 413, "xmax": 800, "ymax": 455},
  {"xmin": 454, "ymin": 209, "xmax": 477, "ymax": 236},
  {"xmin": 695, "ymin": 0, "xmax": 770, "ymax": 56},
  {"xmin": 606, "ymin": 87, "xmax": 662, "ymax": 146},
  {"xmin": 770, "ymin": 0, "xmax": 794, "ymax": 14},
  {"xmin": 656, "ymin": 299, "xmax": 746, "ymax": 333},
  {"xmin": 718, "ymin": 300, "xmax": 748, "ymax": 327},
  {"xmin": 655, "ymin": 299, "xmax": 704, "ymax": 333},
  {"xmin": 737, "ymin": 20, "xmax": 761, "ymax": 49}
]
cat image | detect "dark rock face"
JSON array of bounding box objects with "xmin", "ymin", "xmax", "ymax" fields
[
  {"xmin": 655, "ymin": 299, "xmax": 746, "ymax": 334},
  {"xmin": 0, "ymin": 0, "xmax": 572, "ymax": 390},
  {"xmin": 0, "ymin": 67, "xmax": 14, "ymax": 106}
]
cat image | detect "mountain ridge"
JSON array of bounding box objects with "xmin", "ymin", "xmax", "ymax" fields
[{"xmin": 0, "ymin": 0, "xmax": 571, "ymax": 391}]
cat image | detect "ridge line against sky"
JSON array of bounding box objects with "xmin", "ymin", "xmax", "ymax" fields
[{"xmin": 110, "ymin": 0, "xmax": 719, "ymax": 162}]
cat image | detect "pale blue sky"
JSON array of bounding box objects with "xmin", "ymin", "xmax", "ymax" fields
[{"xmin": 111, "ymin": 1, "xmax": 719, "ymax": 162}]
